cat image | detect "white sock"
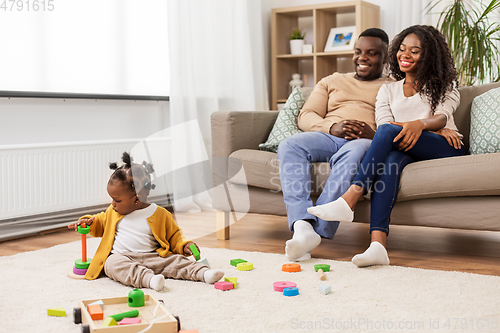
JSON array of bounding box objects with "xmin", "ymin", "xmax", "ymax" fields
[
  {"xmin": 149, "ymin": 274, "xmax": 165, "ymax": 291},
  {"xmin": 204, "ymin": 269, "xmax": 224, "ymax": 284},
  {"xmin": 351, "ymin": 241, "xmax": 390, "ymax": 267},
  {"xmin": 285, "ymin": 220, "xmax": 321, "ymax": 261},
  {"xmin": 307, "ymin": 197, "xmax": 354, "ymax": 222}
]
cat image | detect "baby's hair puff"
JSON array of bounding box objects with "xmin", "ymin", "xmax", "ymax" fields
[{"xmin": 108, "ymin": 152, "xmax": 156, "ymax": 199}]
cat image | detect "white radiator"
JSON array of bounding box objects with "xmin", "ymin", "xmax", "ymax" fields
[{"xmin": 0, "ymin": 138, "xmax": 171, "ymax": 222}]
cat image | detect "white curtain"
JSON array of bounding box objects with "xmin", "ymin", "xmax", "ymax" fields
[
  {"xmin": 167, "ymin": 0, "xmax": 269, "ymax": 212},
  {"xmin": 383, "ymin": 0, "xmax": 433, "ymax": 39}
]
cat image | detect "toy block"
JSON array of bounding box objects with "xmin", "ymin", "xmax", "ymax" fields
[
  {"xmin": 273, "ymin": 281, "xmax": 297, "ymax": 292},
  {"xmin": 230, "ymin": 259, "xmax": 247, "ymax": 266},
  {"xmin": 224, "ymin": 277, "xmax": 237, "ymax": 288},
  {"xmin": 283, "ymin": 287, "xmax": 299, "ymax": 296},
  {"xmin": 128, "ymin": 288, "xmax": 145, "ymax": 307},
  {"xmin": 102, "ymin": 316, "xmax": 118, "ymax": 327},
  {"xmin": 314, "ymin": 264, "xmax": 330, "ymax": 272},
  {"xmin": 73, "ymin": 266, "xmax": 88, "ymax": 275},
  {"xmin": 319, "ymin": 284, "xmax": 331, "ymax": 295},
  {"xmin": 119, "ymin": 317, "xmax": 142, "ymax": 325},
  {"xmin": 88, "ymin": 300, "xmax": 104, "ymax": 310},
  {"xmin": 198, "ymin": 257, "xmax": 210, "ymax": 268},
  {"xmin": 282, "ymin": 263, "xmax": 301, "ymax": 272},
  {"xmin": 87, "ymin": 304, "xmax": 104, "ymax": 320},
  {"xmin": 109, "ymin": 310, "xmax": 139, "ymax": 321},
  {"xmin": 47, "ymin": 307, "xmax": 66, "ymax": 317},
  {"xmin": 189, "ymin": 244, "xmax": 201, "ymax": 261},
  {"xmin": 236, "ymin": 262, "xmax": 254, "ymax": 271},
  {"xmin": 74, "ymin": 259, "xmax": 91, "ymax": 269},
  {"xmin": 215, "ymin": 281, "xmax": 234, "ymax": 291},
  {"xmin": 318, "ymin": 268, "xmax": 326, "ymax": 281}
]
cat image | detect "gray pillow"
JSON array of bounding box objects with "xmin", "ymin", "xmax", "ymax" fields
[{"xmin": 470, "ymin": 87, "xmax": 500, "ymax": 155}]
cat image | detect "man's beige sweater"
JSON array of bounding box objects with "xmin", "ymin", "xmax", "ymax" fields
[{"xmin": 298, "ymin": 72, "xmax": 393, "ymax": 134}]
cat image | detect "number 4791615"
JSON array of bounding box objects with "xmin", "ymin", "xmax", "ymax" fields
[{"xmin": 1, "ymin": 0, "xmax": 55, "ymax": 11}]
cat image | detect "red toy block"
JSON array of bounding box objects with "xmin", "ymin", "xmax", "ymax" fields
[
  {"xmin": 119, "ymin": 317, "xmax": 142, "ymax": 325},
  {"xmin": 87, "ymin": 304, "xmax": 104, "ymax": 320},
  {"xmin": 214, "ymin": 281, "xmax": 234, "ymax": 291}
]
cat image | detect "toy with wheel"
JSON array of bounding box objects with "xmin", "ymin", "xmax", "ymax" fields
[{"xmin": 68, "ymin": 223, "xmax": 92, "ymax": 280}]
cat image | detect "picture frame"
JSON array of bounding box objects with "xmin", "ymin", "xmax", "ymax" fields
[{"xmin": 323, "ymin": 26, "xmax": 357, "ymax": 52}]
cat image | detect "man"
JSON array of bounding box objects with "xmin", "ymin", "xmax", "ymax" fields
[{"xmin": 278, "ymin": 28, "xmax": 392, "ymax": 261}]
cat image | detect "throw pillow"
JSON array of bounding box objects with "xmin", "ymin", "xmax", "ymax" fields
[
  {"xmin": 259, "ymin": 87, "xmax": 305, "ymax": 153},
  {"xmin": 470, "ymin": 87, "xmax": 500, "ymax": 155}
]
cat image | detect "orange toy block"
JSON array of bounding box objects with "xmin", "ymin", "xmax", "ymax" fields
[
  {"xmin": 282, "ymin": 263, "xmax": 301, "ymax": 272},
  {"xmin": 87, "ymin": 304, "xmax": 104, "ymax": 320}
]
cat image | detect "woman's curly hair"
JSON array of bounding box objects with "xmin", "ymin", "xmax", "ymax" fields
[
  {"xmin": 388, "ymin": 25, "xmax": 457, "ymax": 112},
  {"xmin": 108, "ymin": 152, "xmax": 156, "ymax": 197}
]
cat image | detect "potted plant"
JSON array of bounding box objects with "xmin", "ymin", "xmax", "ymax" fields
[
  {"xmin": 289, "ymin": 28, "xmax": 306, "ymax": 55},
  {"xmin": 428, "ymin": 0, "xmax": 500, "ymax": 85}
]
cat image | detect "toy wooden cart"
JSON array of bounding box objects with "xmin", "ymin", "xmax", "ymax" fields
[{"xmin": 73, "ymin": 294, "xmax": 180, "ymax": 333}]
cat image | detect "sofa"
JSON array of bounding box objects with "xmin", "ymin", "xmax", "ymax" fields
[{"xmin": 211, "ymin": 82, "xmax": 500, "ymax": 240}]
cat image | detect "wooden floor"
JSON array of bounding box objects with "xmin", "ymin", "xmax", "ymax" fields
[{"xmin": 2, "ymin": 211, "xmax": 500, "ymax": 276}]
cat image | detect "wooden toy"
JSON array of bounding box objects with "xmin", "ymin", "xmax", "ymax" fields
[
  {"xmin": 119, "ymin": 317, "xmax": 142, "ymax": 325},
  {"xmin": 314, "ymin": 264, "xmax": 330, "ymax": 272},
  {"xmin": 214, "ymin": 281, "xmax": 234, "ymax": 291},
  {"xmin": 88, "ymin": 304, "xmax": 104, "ymax": 320},
  {"xmin": 230, "ymin": 259, "xmax": 247, "ymax": 266},
  {"xmin": 273, "ymin": 281, "xmax": 297, "ymax": 292},
  {"xmin": 74, "ymin": 294, "xmax": 180, "ymax": 333},
  {"xmin": 88, "ymin": 300, "xmax": 104, "ymax": 310},
  {"xmin": 198, "ymin": 257, "xmax": 210, "ymax": 268},
  {"xmin": 282, "ymin": 263, "xmax": 301, "ymax": 272},
  {"xmin": 109, "ymin": 310, "xmax": 139, "ymax": 322},
  {"xmin": 189, "ymin": 244, "xmax": 201, "ymax": 261},
  {"xmin": 319, "ymin": 284, "xmax": 331, "ymax": 295},
  {"xmin": 318, "ymin": 268, "xmax": 326, "ymax": 281},
  {"xmin": 102, "ymin": 317, "xmax": 118, "ymax": 327},
  {"xmin": 128, "ymin": 289, "xmax": 145, "ymax": 307},
  {"xmin": 68, "ymin": 223, "xmax": 92, "ymax": 280},
  {"xmin": 47, "ymin": 307, "xmax": 66, "ymax": 317},
  {"xmin": 224, "ymin": 277, "xmax": 237, "ymax": 288},
  {"xmin": 283, "ymin": 287, "xmax": 299, "ymax": 296},
  {"xmin": 236, "ymin": 262, "xmax": 254, "ymax": 271}
]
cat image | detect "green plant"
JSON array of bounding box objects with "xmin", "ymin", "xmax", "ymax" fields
[
  {"xmin": 428, "ymin": 0, "xmax": 500, "ymax": 86},
  {"xmin": 290, "ymin": 28, "xmax": 306, "ymax": 40}
]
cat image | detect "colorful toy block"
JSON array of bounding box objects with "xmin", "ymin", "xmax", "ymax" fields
[
  {"xmin": 224, "ymin": 277, "xmax": 237, "ymax": 288},
  {"xmin": 88, "ymin": 300, "xmax": 104, "ymax": 309},
  {"xmin": 87, "ymin": 304, "xmax": 104, "ymax": 320},
  {"xmin": 273, "ymin": 281, "xmax": 297, "ymax": 292},
  {"xmin": 314, "ymin": 264, "xmax": 330, "ymax": 272},
  {"xmin": 109, "ymin": 310, "xmax": 139, "ymax": 321},
  {"xmin": 230, "ymin": 259, "xmax": 247, "ymax": 266},
  {"xmin": 128, "ymin": 289, "xmax": 145, "ymax": 307},
  {"xmin": 198, "ymin": 257, "xmax": 210, "ymax": 268},
  {"xmin": 119, "ymin": 317, "xmax": 142, "ymax": 325},
  {"xmin": 282, "ymin": 263, "xmax": 301, "ymax": 272},
  {"xmin": 47, "ymin": 307, "xmax": 66, "ymax": 317},
  {"xmin": 73, "ymin": 266, "xmax": 88, "ymax": 275},
  {"xmin": 236, "ymin": 262, "xmax": 254, "ymax": 271},
  {"xmin": 319, "ymin": 284, "xmax": 331, "ymax": 295},
  {"xmin": 189, "ymin": 244, "xmax": 201, "ymax": 261},
  {"xmin": 283, "ymin": 287, "xmax": 299, "ymax": 296},
  {"xmin": 214, "ymin": 281, "xmax": 234, "ymax": 291},
  {"xmin": 102, "ymin": 316, "xmax": 118, "ymax": 327}
]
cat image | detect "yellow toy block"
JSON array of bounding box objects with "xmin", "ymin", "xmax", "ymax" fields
[
  {"xmin": 236, "ymin": 262, "xmax": 254, "ymax": 271},
  {"xmin": 102, "ymin": 316, "xmax": 118, "ymax": 327},
  {"xmin": 224, "ymin": 277, "xmax": 237, "ymax": 288},
  {"xmin": 47, "ymin": 307, "xmax": 66, "ymax": 317}
]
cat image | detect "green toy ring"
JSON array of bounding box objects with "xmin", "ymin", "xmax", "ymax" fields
[{"xmin": 77, "ymin": 225, "xmax": 90, "ymax": 234}]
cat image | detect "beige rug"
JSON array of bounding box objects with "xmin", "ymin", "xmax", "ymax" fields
[{"xmin": 1, "ymin": 238, "xmax": 500, "ymax": 333}]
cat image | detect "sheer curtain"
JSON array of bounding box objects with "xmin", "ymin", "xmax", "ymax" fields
[
  {"xmin": 383, "ymin": 0, "xmax": 433, "ymax": 39},
  {"xmin": 167, "ymin": 0, "xmax": 269, "ymax": 213}
]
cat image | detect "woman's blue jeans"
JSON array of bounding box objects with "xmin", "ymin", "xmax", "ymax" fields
[{"xmin": 352, "ymin": 123, "xmax": 466, "ymax": 235}]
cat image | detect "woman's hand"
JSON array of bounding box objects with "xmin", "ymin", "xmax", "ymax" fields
[
  {"xmin": 184, "ymin": 242, "xmax": 200, "ymax": 256},
  {"xmin": 434, "ymin": 128, "xmax": 462, "ymax": 149},
  {"xmin": 68, "ymin": 216, "xmax": 95, "ymax": 231},
  {"xmin": 390, "ymin": 120, "xmax": 426, "ymax": 152}
]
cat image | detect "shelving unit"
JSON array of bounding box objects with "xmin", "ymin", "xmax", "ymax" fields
[{"xmin": 271, "ymin": 1, "xmax": 380, "ymax": 109}]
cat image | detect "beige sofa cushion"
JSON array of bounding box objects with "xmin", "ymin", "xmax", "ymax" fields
[{"xmin": 229, "ymin": 149, "xmax": 500, "ymax": 201}]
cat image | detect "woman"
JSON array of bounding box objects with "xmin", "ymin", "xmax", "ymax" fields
[{"xmin": 307, "ymin": 25, "xmax": 465, "ymax": 267}]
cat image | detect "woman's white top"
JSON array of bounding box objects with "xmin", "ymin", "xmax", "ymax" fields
[{"xmin": 375, "ymin": 79, "xmax": 462, "ymax": 138}]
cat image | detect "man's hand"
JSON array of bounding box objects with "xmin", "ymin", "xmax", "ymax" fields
[
  {"xmin": 391, "ymin": 120, "xmax": 426, "ymax": 152},
  {"xmin": 68, "ymin": 216, "xmax": 95, "ymax": 231},
  {"xmin": 433, "ymin": 128, "xmax": 462, "ymax": 150},
  {"xmin": 330, "ymin": 120, "xmax": 375, "ymax": 140}
]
